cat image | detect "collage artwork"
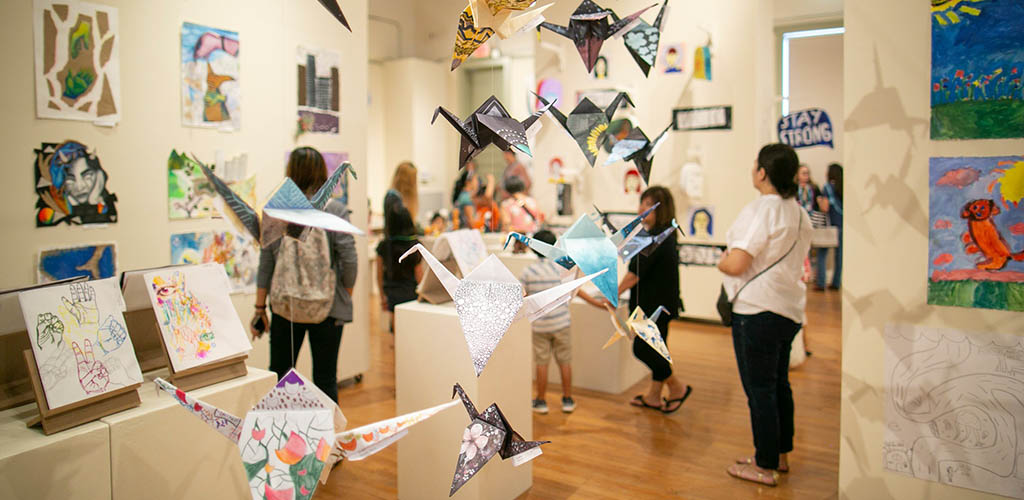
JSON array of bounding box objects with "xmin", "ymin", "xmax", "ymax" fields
[
  {"xmin": 168, "ymin": 149, "xmax": 256, "ymax": 220},
  {"xmin": 170, "ymin": 230, "xmax": 259, "ymax": 294}
]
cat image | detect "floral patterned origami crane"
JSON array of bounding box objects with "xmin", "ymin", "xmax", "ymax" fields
[{"xmin": 605, "ymin": 305, "xmax": 673, "ymax": 363}]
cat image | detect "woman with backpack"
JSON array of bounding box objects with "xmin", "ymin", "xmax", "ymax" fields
[{"xmin": 251, "ymin": 147, "xmax": 358, "ymax": 403}]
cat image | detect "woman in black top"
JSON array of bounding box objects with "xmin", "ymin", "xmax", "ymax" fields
[{"xmin": 376, "ymin": 204, "xmax": 422, "ymax": 330}]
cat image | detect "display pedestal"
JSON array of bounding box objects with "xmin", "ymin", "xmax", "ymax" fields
[
  {"xmin": 394, "ymin": 301, "xmax": 533, "ymax": 500},
  {"xmin": 496, "ymin": 252, "xmax": 538, "ymax": 280}
]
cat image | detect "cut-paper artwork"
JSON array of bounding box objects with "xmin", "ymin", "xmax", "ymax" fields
[
  {"xmin": 297, "ymin": 46, "xmax": 340, "ymax": 135},
  {"xmin": 661, "ymin": 43, "xmax": 683, "ymax": 74},
  {"xmin": 170, "ymin": 230, "xmax": 259, "ymax": 294},
  {"xmin": 686, "ymin": 206, "xmax": 714, "ymax": 239},
  {"xmin": 18, "ymin": 278, "xmax": 143, "ymax": 410},
  {"xmin": 182, "ymin": 22, "xmax": 240, "ymax": 130},
  {"xmin": 35, "ymin": 141, "xmax": 118, "ymax": 226},
  {"xmin": 33, "ymin": 0, "xmax": 121, "ymax": 124},
  {"xmin": 144, "ymin": 264, "xmax": 252, "ymax": 372},
  {"xmin": 883, "ymin": 323, "xmax": 1024, "ymax": 497},
  {"xmin": 930, "ymin": 0, "xmax": 1023, "ymax": 140},
  {"xmin": 928, "ymin": 156, "xmax": 1024, "ymax": 311},
  {"xmin": 38, "ymin": 243, "xmax": 116, "ymax": 283},
  {"xmin": 168, "ymin": 150, "xmax": 255, "ymax": 220}
]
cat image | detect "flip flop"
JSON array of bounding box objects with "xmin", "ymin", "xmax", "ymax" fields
[
  {"xmin": 735, "ymin": 456, "xmax": 788, "ymax": 473},
  {"xmin": 630, "ymin": 394, "xmax": 662, "ymax": 411},
  {"xmin": 660, "ymin": 385, "xmax": 693, "ymax": 414},
  {"xmin": 727, "ymin": 463, "xmax": 778, "ymax": 487}
]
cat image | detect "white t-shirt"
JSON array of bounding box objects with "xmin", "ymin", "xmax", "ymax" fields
[{"xmin": 723, "ymin": 194, "xmax": 812, "ymax": 324}]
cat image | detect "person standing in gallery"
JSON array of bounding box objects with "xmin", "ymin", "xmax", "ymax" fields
[
  {"xmin": 814, "ymin": 163, "xmax": 843, "ymax": 290},
  {"xmin": 251, "ymin": 147, "xmax": 358, "ymax": 403},
  {"xmin": 500, "ymin": 176, "xmax": 543, "ymax": 234},
  {"xmin": 718, "ymin": 144, "xmax": 812, "ymax": 486},
  {"xmin": 376, "ymin": 204, "xmax": 423, "ymax": 331},
  {"xmin": 384, "ymin": 162, "xmax": 419, "ymax": 235},
  {"xmin": 500, "ymin": 150, "xmax": 532, "ymax": 199}
]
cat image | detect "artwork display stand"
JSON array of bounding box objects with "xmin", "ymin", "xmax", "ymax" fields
[
  {"xmin": 122, "ymin": 308, "xmax": 170, "ymax": 372},
  {"xmin": 22, "ymin": 350, "xmax": 141, "ymax": 435},
  {"xmin": 0, "ymin": 333, "xmax": 34, "ymax": 410},
  {"xmin": 163, "ymin": 350, "xmax": 248, "ymax": 392}
]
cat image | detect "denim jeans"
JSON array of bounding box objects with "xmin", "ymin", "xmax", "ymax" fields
[
  {"xmin": 731, "ymin": 311, "xmax": 801, "ymax": 470},
  {"xmin": 269, "ymin": 313, "xmax": 344, "ymax": 402}
]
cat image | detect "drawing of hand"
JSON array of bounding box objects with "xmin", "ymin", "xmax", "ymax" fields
[
  {"xmin": 97, "ymin": 315, "xmax": 128, "ymax": 354},
  {"xmin": 72, "ymin": 339, "xmax": 110, "ymax": 394},
  {"xmin": 58, "ymin": 283, "xmax": 99, "ymax": 344},
  {"xmin": 35, "ymin": 312, "xmax": 64, "ymax": 349}
]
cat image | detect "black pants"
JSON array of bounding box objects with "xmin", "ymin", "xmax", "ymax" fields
[
  {"xmin": 731, "ymin": 311, "xmax": 801, "ymax": 470},
  {"xmin": 269, "ymin": 313, "xmax": 344, "ymax": 403},
  {"xmin": 633, "ymin": 315, "xmax": 672, "ymax": 382}
]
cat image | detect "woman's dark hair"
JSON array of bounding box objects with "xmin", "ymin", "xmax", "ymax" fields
[
  {"xmin": 504, "ymin": 175, "xmax": 526, "ymax": 195},
  {"xmin": 827, "ymin": 163, "xmax": 844, "ymax": 202},
  {"xmin": 640, "ymin": 185, "xmax": 676, "ymax": 230},
  {"xmin": 386, "ymin": 204, "xmax": 416, "ymax": 237},
  {"xmin": 530, "ymin": 229, "xmax": 557, "ymax": 258},
  {"xmin": 756, "ymin": 143, "xmax": 799, "ymax": 199},
  {"xmin": 452, "ymin": 170, "xmax": 475, "ymax": 204},
  {"xmin": 286, "ymin": 147, "xmax": 328, "ymax": 195},
  {"xmin": 430, "ymin": 211, "xmax": 444, "ymax": 223}
]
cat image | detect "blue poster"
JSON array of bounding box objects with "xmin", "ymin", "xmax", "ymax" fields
[
  {"xmin": 778, "ymin": 108, "xmax": 834, "ymax": 149},
  {"xmin": 38, "ymin": 244, "xmax": 117, "ymax": 283}
]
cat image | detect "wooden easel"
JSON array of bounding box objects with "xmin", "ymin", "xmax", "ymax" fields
[
  {"xmin": 23, "ymin": 350, "xmax": 141, "ymax": 435},
  {"xmin": 122, "ymin": 308, "xmax": 173, "ymax": 372},
  {"xmin": 162, "ymin": 348, "xmax": 248, "ymax": 392},
  {"xmin": 0, "ymin": 333, "xmax": 34, "ymax": 410}
]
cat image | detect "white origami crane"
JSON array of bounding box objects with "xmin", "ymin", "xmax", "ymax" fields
[
  {"xmin": 604, "ymin": 305, "xmax": 672, "ymax": 363},
  {"xmin": 400, "ymin": 243, "xmax": 606, "ymax": 376}
]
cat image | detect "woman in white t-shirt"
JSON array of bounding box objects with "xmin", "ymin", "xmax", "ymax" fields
[{"xmin": 718, "ymin": 144, "xmax": 812, "ymax": 487}]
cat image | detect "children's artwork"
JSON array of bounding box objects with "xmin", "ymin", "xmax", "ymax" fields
[
  {"xmin": 34, "ymin": 141, "xmax": 118, "ymax": 226},
  {"xmin": 181, "ymin": 22, "xmax": 240, "ymax": 130},
  {"xmin": 297, "ymin": 46, "xmax": 340, "ymax": 135},
  {"xmin": 693, "ymin": 43, "xmax": 711, "ymax": 80},
  {"xmin": 928, "ymin": 156, "xmax": 1024, "ymax": 311},
  {"xmin": 687, "ymin": 206, "xmax": 714, "ymax": 239},
  {"xmin": 930, "ymin": 1, "xmax": 1023, "ymax": 140},
  {"xmin": 778, "ymin": 108, "xmax": 835, "ymax": 149},
  {"xmin": 592, "ymin": 55, "xmax": 608, "ymax": 79},
  {"xmin": 33, "ymin": 0, "xmax": 121, "ymax": 124},
  {"xmin": 432, "ymin": 95, "xmax": 551, "ymax": 170},
  {"xmin": 679, "ymin": 161, "xmax": 705, "ymax": 199},
  {"xmin": 168, "ymin": 150, "xmax": 255, "ymax": 220},
  {"xmin": 170, "ymin": 230, "xmax": 259, "ymax": 294},
  {"xmin": 678, "ymin": 243, "xmax": 726, "ymax": 267},
  {"xmin": 883, "ymin": 324, "xmax": 1024, "ymax": 497},
  {"xmin": 38, "ymin": 243, "xmax": 117, "ymax": 283},
  {"xmin": 144, "ymin": 264, "xmax": 252, "ymax": 371},
  {"xmin": 536, "ymin": 92, "xmax": 633, "ymax": 167},
  {"xmin": 662, "ymin": 43, "xmax": 684, "ymax": 74},
  {"xmin": 18, "ymin": 278, "xmax": 143, "ymax": 410},
  {"xmin": 672, "ymin": 105, "xmax": 732, "ymax": 131}
]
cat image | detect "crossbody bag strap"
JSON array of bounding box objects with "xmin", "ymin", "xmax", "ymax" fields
[{"xmin": 733, "ymin": 211, "xmax": 803, "ymax": 301}]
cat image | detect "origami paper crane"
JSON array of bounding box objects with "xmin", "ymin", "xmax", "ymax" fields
[
  {"xmin": 618, "ymin": 219, "xmax": 681, "ymax": 262},
  {"xmin": 433, "ymin": 95, "xmax": 552, "ymax": 170},
  {"xmin": 604, "ymin": 305, "xmax": 672, "ymax": 363},
  {"xmin": 156, "ymin": 369, "xmax": 457, "ymax": 499},
  {"xmin": 604, "ymin": 123, "xmax": 673, "ymax": 184},
  {"xmin": 619, "ymin": 0, "xmax": 669, "ymax": 76},
  {"xmin": 189, "ymin": 154, "xmax": 363, "ymax": 247},
  {"xmin": 450, "ymin": 1, "xmax": 553, "ymax": 70},
  {"xmin": 400, "ymin": 243, "xmax": 606, "ymax": 376},
  {"xmin": 538, "ymin": 0, "xmax": 657, "ymax": 73},
  {"xmin": 450, "ymin": 383, "xmax": 548, "ymax": 496},
  {"xmin": 315, "ymin": 0, "xmax": 351, "ymax": 31},
  {"xmin": 536, "ymin": 92, "xmax": 633, "ymax": 166},
  {"xmin": 505, "ymin": 203, "xmax": 659, "ymax": 307}
]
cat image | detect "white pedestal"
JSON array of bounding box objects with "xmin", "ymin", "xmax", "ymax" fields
[
  {"xmin": 496, "ymin": 252, "xmax": 538, "ymax": 279},
  {"xmin": 394, "ymin": 301, "xmax": 533, "ymax": 500},
  {"xmin": 102, "ymin": 368, "xmax": 277, "ymax": 500},
  {"xmin": 0, "ymin": 404, "xmax": 111, "ymax": 500},
  {"xmin": 679, "ymin": 264, "xmax": 723, "ymax": 322}
]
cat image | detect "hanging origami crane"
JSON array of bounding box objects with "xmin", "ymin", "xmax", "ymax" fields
[
  {"xmin": 505, "ymin": 203, "xmax": 659, "ymax": 307},
  {"xmin": 433, "ymin": 95, "xmax": 552, "ymax": 170},
  {"xmin": 449, "ymin": 383, "xmax": 548, "ymax": 496},
  {"xmin": 604, "ymin": 305, "xmax": 673, "ymax": 363},
  {"xmin": 399, "ymin": 243, "xmax": 606, "ymax": 376},
  {"xmin": 156, "ymin": 369, "xmax": 457, "ymax": 500},
  {"xmin": 188, "ymin": 154, "xmax": 363, "ymax": 247},
  {"xmin": 315, "ymin": 0, "xmax": 351, "ymax": 31},
  {"xmin": 604, "ymin": 123, "xmax": 673, "ymax": 184},
  {"xmin": 535, "ymin": 92, "xmax": 633, "ymax": 167},
  {"xmin": 451, "ymin": 1, "xmax": 553, "ymax": 70},
  {"xmin": 538, "ymin": 0, "xmax": 657, "ymax": 73},
  {"xmin": 618, "ymin": 0, "xmax": 670, "ymax": 76}
]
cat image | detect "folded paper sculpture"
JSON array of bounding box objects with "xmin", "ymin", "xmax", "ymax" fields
[
  {"xmin": 433, "ymin": 95, "xmax": 551, "ymax": 170},
  {"xmin": 616, "ymin": 219, "xmax": 681, "ymax": 262},
  {"xmin": 538, "ymin": 0, "xmax": 657, "ymax": 73},
  {"xmin": 315, "ymin": 0, "xmax": 351, "ymax": 31},
  {"xmin": 603, "ymin": 124, "xmax": 673, "ymax": 184},
  {"xmin": 451, "ymin": 1, "xmax": 553, "ymax": 70},
  {"xmin": 605, "ymin": 305, "xmax": 672, "ymax": 363},
  {"xmin": 619, "ymin": 0, "xmax": 670, "ymax": 76},
  {"xmin": 535, "ymin": 92, "xmax": 633, "ymax": 166}
]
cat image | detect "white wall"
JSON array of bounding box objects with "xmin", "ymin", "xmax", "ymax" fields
[
  {"xmin": 788, "ymin": 33, "xmax": 844, "ymax": 184},
  {"xmin": 775, "ymin": 0, "xmax": 843, "ymax": 25}
]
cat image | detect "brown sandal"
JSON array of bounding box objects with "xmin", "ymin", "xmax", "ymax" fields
[
  {"xmin": 735, "ymin": 456, "xmax": 788, "ymax": 473},
  {"xmin": 727, "ymin": 463, "xmax": 779, "ymax": 486}
]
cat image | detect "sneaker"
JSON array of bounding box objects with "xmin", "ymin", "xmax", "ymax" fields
[
  {"xmin": 532, "ymin": 399, "xmax": 549, "ymax": 414},
  {"xmin": 561, "ymin": 397, "xmax": 576, "ymax": 413}
]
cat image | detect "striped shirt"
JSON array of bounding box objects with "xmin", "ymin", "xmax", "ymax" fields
[{"xmin": 520, "ymin": 259, "xmax": 572, "ymax": 333}]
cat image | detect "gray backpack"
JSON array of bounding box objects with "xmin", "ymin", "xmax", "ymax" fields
[{"xmin": 269, "ymin": 228, "xmax": 335, "ymax": 323}]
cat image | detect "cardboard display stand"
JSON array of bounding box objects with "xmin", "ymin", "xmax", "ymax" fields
[{"xmin": 415, "ymin": 230, "xmax": 487, "ymax": 304}]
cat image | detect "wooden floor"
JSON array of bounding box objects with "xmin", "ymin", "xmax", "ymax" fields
[{"xmin": 322, "ymin": 290, "xmax": 842, "ymax": 499}]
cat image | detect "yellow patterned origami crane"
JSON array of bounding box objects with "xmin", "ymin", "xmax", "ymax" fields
[{"xmin": 451, "ymin": 0, "xmax": 553, "ymax": 70}]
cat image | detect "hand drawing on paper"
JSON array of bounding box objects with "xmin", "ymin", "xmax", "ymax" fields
[{"xmin": 151, "ymin": 271, "xmax": 216, "ymax": 362}]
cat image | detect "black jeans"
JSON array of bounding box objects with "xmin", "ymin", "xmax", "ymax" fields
[
  {"xmin": 633, "ymin": 315, "xmax": 672, "ymax": 382},
  {"xmin": 269, "ymin": 313, "xmax": 344, "ymax": 403},
  {"xmin": 731, "ymin": 311, "xmax": 801, "ymax": 470}
]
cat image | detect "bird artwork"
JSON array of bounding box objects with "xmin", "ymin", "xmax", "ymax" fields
[
  {"xmin": 619, "ymin": 0, "xmax": 670, "ymax": 76},
  {"xmin": 604, "ymin": 305, "xmax": 673, "ymax": 363},
  {"xmin": 535, "ymin": 91, "xmax": 633, "ymax": 167},
  {"xmin": 187, "ymin": 154, "xmax": 362, "ymax": 248},
  {"xmin": 450, "ymin": 0, "xmax": 553, "ymax": 70},
  {"xmin": 399, "ymin": 243, "xmax": 606, "ymax": 376},
  {"xmin": 538, "ymin": 0, "xmax": 658, "ymax": 73},
  {"xmin": 449, "ymin": 383, "xmax": 548, "ymax": 496},
  {"xmin": 432, "ymin": 95, "xmax": 552, "ymax": 170},
  {"xmin": 592, "ymin": 204, "xmax": 681, "ymax": 261},
  {"xmin": 315, "ymin": 0, "xmax": 351, "ymax": 31},
  {"xmin": 603, "ymin": 123, "xmax": 673, "ymax": 184}
]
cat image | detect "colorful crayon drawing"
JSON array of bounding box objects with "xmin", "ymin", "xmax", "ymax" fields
[
  {"xmin": 930, "ymin": 1, "xmax": 1024, "ymax": 140},
  {"xmin": 170, "ymin": 230, "xmax": 258, "ymax": 294},
  {"xmin": 38, "ymin": 243, "xmax": 117, "ymax": 283},
  {"xmin": 151, "ymin": 271, "xmax": 215, "ymax": 362},
  {"xmin": 297, "ymin": 46, "xmax": 340, "ymax": 135},
  {"xmin": 34, "ymin": 141, "xmax": 118, "ymax": 226},
  {"xmin": 182, "ymin": 22, "xmax": 240, "ymax": 130},
  {"xmin": 928, "ymin": 156, "xmax": 1024, "ymax": 311},
  {"xmin": 662, "ymin": 43, "xmax": 683, "ymax": 74},
  {"xmin": 168, "ymin": 150, "xmax": 255, "ymax": 219}
]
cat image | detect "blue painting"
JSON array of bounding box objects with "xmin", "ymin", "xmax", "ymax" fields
[
  {"xmin": 38, "ymin": 243, "xmax": 117, "ymax": 283},
  {"xmin": 181, "ymin": 22, "xmax": 240, "ymax": 129},
  {"xmin": 931, "ymin": 1, "xmax": 1024, "ymax": 139},
  {"xmin": 928, "ymin": 156, "xmax": 1024, "ymax": 311}
]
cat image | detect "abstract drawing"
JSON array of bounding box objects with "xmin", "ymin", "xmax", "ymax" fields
[
  {"xmin": 168, "ymin": 150, "xmax": 255, "ymax": 220},
  {"xmin": 33, "ymin": 0, "xmax": 121, "ymax": 123},
  {"xmin": 182, "ymin": 22, "xmax": 240, "ymax": 130},
  {"xmin": 170, "ymin": 230, "xmax": 259, "ymax": 294},
  {"xmin": 928, "ymin": 156, "xmax": 1024, "ymax": 311},
  {"xmin": 297, "ymin": 46, "xmax": 340, "ymax": 135},
  {"xmin": 34, "ymin": 141, "xmax": 118, "ymax": 226},
  {"xmin": 38, "ymin": 243, "xmax": 116, "ymax": 283}
]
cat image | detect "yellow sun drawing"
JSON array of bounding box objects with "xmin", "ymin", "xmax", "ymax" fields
[
  {"xmin": 932, "ymin": 0, "xmax": 984, "ymax": 25},
  {"xmin": 988, "ymin": 159, "xmax": 1024, "ymax": 209},
  {"xmin": 586, "ymin": 123, "xmax": 608, "ymax": 158}
]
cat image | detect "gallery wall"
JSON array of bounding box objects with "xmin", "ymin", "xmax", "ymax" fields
[
  {"xmin": 842, "ymin": 1, "xmax": 1024, "ymax": 498},
  {"xmin": 788, "ymin": 33, "xmax": 844, "ymax": 184},
  {"xmin": 0, "ymin": 0, "xmax": 371, "ymax": 381}
]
